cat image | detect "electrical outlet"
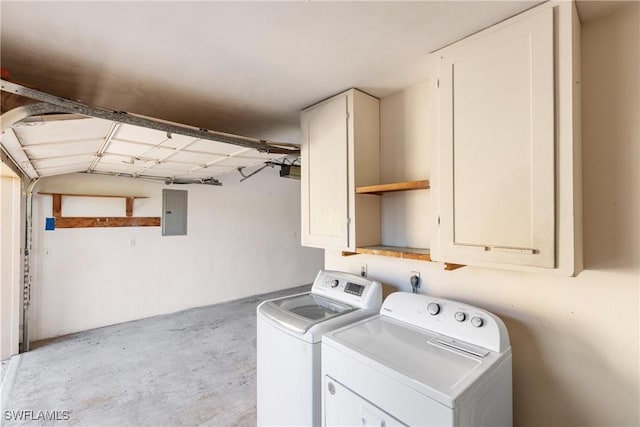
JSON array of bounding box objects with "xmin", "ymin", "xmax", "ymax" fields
[
  {"xmin": 410, "ymin": 271, "xmax": 421, "ymax": 290},
  {"xmin": 360, "ymin": 264, "xmax": 368, "ymax": 277}
]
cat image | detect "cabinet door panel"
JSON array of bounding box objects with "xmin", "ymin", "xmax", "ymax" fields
[
  {"xmin": 438, "ymin": 8, "xmax": 555, "ymax": 268},
  {"xmin": 302, "ymin": 95, "xmax": 349, "ymax": 248}
]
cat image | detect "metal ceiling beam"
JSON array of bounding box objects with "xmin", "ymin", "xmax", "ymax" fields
[
  {"xmin": 1, "ymin": 79, "xmax": 300, "ymax": 155},
  {"xmin": 0, "ymin": 102, "xmax": 65, "ymax": 133},
  {"xmin": 87, "ymin": 122, "xmax": 120, "ymax": 172},
  {"xmin": 132, "ymin": 136, "xmax": 200, "ymax": 177}
]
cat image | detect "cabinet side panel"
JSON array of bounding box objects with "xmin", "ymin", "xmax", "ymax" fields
[
  {"xmin": 355, "ymin": 195, "xmax": 381, "ymax": 248},
  {"xmin": 352, "ymin": 90, "xmax": 380, "ymax": 187},
  {"xmin": 572, "ymin": 2, "xmax": 583, "ymax": 275},
  {"xmin": 557, "ymin": 1, "xmax": 583, "ymax": 276},
  {"xmin": 352, "ymin": 90, "xmax": 381, "ymax": 248}
]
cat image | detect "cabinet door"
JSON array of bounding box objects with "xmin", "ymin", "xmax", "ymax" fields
[
  {"xmin": 437, "ymin": 8, "xmax": 555, "ymax": 268},
  {"xmin": 301, "ymin": 94, "xmax": 349, "ymax": 249}
]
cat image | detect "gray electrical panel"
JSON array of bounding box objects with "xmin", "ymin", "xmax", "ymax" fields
[{"xmin": 162, "ymin": 189, "xmax": 188, "ymax": 236}]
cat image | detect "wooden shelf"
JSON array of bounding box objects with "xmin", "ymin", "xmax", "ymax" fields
[
  {"xmin": 342, "ymin": 246, "xmax": 467, "ymax": 271},
  {"xmin": 342, "ymin": 246, "xmax": 431, "ymax": 262},
  {"xmin": 38, "ymin": 192, "xmax": 149, "ymax": 199},
  {"xmin": 38, "ymin": 192, "xmax": 160, "ymax": 228},
  {"xmin": 54, "ymin": 217, "xmax": 160, "ymax": 228},
  {"xmin": 356, "ymin": 180, "xmax": 430, "ymax": 195}
]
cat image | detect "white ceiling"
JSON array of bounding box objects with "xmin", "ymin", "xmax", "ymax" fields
[
  {"xmin": 3, "ymin": 1, "xmax": 617, "ymax": 181},
  {"xmin": 1, "ymin": 1, "xmax": 543, "ymax": 146}
]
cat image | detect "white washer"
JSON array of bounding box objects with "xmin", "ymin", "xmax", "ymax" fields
[
  {"xmin": 257, "ymin": 270, "xmax": 382, "ymax": 427},
  {"xmin": 322, "ymin": 292, "xmax": 512, "ymax": 427}
]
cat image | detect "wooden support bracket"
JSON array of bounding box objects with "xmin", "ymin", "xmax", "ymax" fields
[
  {"xmin": 341, "ymin": 251, "xmax": 359, "ymax": 257},
  {"xmin": 125, "ymin": 197, "xmax": 134, "ymax": 217},
  {"xmin": 52, "ymin": 193, "xmax": 62, "ymax": 219}
]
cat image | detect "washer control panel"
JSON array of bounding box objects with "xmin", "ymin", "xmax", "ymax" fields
[
  {"xmin": 312, "ymin": 270, "xmax": 383, "ymax": 310},
  {"xmin": 380, "ymin": 292, "xmax": 510, "ymax": 353},
  {"xmin": 344, "ymin": 282, "xmax": 365, "ymax": 296}
]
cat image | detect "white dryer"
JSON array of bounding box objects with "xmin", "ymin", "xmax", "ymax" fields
[
  {"xmin": 322, "ymin": 292, "xmax": 512, "ymax": 427},
  {"xmin": 257, "ymin": 270, "xmax": 382, "ymax": 427}
]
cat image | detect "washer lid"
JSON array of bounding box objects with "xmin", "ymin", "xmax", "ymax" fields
[
  {"xmin": 260, "ymin": 293, "xmax": 356, "ymax": 334},
  {"xmin": 323, "ymin": 315, "xmax": 506, "ymax": 407}
]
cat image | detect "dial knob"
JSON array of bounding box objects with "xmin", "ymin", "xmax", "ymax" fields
[
  {"xmin": 427, "ymin": 303, "xmax": 441, "ymax": 315},
  {"xmin": 327, "ymin": 382, "xmax": 336, "ymax": 395},
  {"xmin": 331, "ymin": 279, "xmax": 339, "ymax": 288},
  {"xmin": 454, "ymin": 312, "xmax": 466, "ymax": 322},
  {"xmin": 471, "ymin": 316, "xmax": 484, "ymax": 328}
]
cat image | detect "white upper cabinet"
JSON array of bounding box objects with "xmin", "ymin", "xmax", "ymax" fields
[
  {"xmin": 432, "ymin": 1, "xmax": 582, "ymax": 275},
  {"xmin": 301, "ymin": 89, "xmax": 380, "ymax": 250}
]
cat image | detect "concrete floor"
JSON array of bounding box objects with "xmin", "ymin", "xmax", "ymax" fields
[{"xmin": 1, "ymin": 285, "xmax": 309, "ymax": 426}]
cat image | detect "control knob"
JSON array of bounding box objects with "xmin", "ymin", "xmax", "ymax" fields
[
  {"xmin": 454, "ymin": 312, "xmax": 466, "ymax": 322},
  {"xmin": 330, "ymin": 279, "xmax": 339, "ymax": 288},
  {"xmin": 427, "ymin": 303, "xmax": 441, "ymax": 315},
  {"xmin": 471, "ymin": 316, "xmax": 484, "ymax": 328}
]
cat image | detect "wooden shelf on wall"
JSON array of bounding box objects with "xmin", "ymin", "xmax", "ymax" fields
[
  {"xmin": 342, "ymin": 246, "xmax": 432, "ymax": 262},
  {"xmin": 37, "ymin": 192, "xmax": 149, "ymax": 199},
  {"xmin": 342, "ymin": 246, "xmax": 467, "ymax": 271},
  {"xmin": 356, "ymin": 180, "xmax": 430, "ymax": 195},
  {"xmin": 54, "ymin": 217, "xmax": 160, "ymax": 228},
  {"xmin": 38, "ymin": 192, "xmax": 160, "ymax": 228}
]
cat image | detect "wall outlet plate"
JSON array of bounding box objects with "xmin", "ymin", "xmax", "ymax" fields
[{"xmin": 410, "ymin": 271, "xmax": 421, "ymax": 288}]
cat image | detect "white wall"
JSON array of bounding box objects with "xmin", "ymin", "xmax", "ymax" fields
[
  {"xmin": 326, "ymin": 3, "xmax": 639, "ymax": 426},
  {"xmin": 30, "ymin": 167, "xmax": 323, "ymax": 340},
  {"xmin": 379, "ymin": 80, "xmax": 431, "ymax": 249},
  {"xmin": 0, "ymin": 165, "xmax": 22, "ymax": 360}
]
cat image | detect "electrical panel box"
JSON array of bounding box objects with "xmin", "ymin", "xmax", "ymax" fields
[{"xmin": 162, "ymin": 189, "xmax": 188, "ymax": 236}]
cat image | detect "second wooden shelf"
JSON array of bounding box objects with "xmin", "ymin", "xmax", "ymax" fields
[{"xmin": 356, "ymin": 180, "xmax": 430, "ymax": 195}]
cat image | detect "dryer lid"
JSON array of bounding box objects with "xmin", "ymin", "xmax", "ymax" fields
[{"xmin": 260, "ymin": 293, "xmax": 356, "ymax": 335}]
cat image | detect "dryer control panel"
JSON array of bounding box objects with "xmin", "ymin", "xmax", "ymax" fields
[
  {"xmin": 380, "ymin": 292, "xmax": 510, "ymax": 353},
  {"xmin": 312, "ymin": 270, "xmax": 382, "ymax": 310}
]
